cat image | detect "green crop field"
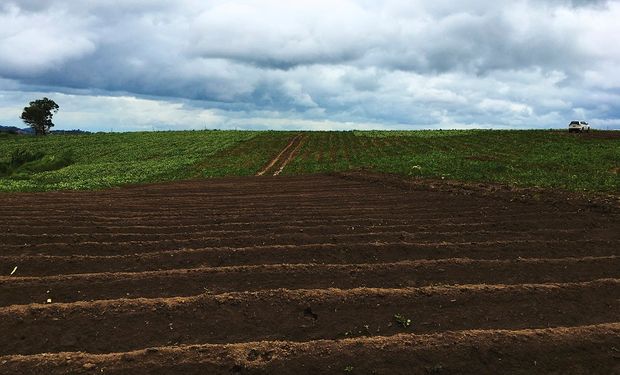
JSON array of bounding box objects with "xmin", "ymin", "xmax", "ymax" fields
[
  {"xmin": 0, "ymin": 130, "xmax": 618, "ymax": 193},
  {"xmin": 286, "ymin": 130, "xmax": 620, "ymax": 193},
  {"xmin": 0, "ymin": 131, "xmax": 291, "ymax": 192}
]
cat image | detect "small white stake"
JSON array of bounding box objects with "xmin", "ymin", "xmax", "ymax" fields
[{"xmin": 10, "ymin": 266, "xmax": 17, "ymax": 276}]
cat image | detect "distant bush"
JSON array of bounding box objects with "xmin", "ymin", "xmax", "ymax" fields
[
  {"xmin": 0, "ymin": 148, "xmax": 73, "ymax": 177},
  {"xmin": 18, "ymin": 152, "xmax": 74, "ymax": 174},
  {"xmin": 9, "ymin": 149, "xmax": 45, "ymax": 168}
]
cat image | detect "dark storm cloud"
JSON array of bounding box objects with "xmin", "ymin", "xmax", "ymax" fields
[
  {"xmin": 0, "ymin": 0, "xmax": 619, "ymax": 130},
  {"xmin": 187, "ymin": 1, "xmax": 592, "ymax": 74}
]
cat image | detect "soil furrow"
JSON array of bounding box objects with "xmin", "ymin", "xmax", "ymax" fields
[
  {"xmin": 2, "ymin": 324, "xmax": 618, "ymax": 375},
  {"xmin": 0, "ymin": 217, "xmax": 594, "ymax": 239},
  {"xmin": 1, "ymin": 207, "xmax": 566, "ymax": 223},
  {"xmin": 0, "ymin": 196, "xmax": 589, "ymax": 210},
  {"xmin": 1, "ymin": 257, "xmax": 618, "ymax": 306},
  {"xmin": 0, "ymin": 210, "xmax": 587, "ymax": 230},
  {"xmin": 6, "ymin": 239, "xmax": 620, "ymax": 266},
  {"xmin": 1, "ymin": 229, "xmax": 602, "ymax": 256},
  {"xmin": 0, "ymin": 214, "xmax": 591, "ymax": 234},
  {"xmin": 1, "ymin": 279, "xmax": 618, "ymax": 355},
  {"xmin": 0, "ymin": 223, "xmax": 593, "ymax": 245},
  {"xmin": 3, "ymin": 239, "xmax": 619, "ymax": 275}
]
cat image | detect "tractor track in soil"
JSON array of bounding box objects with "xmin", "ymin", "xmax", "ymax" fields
[
  {"xmin": 0, "ymin": 173, "xmax": 619, "ymax": 374},
  {"xmin": 256, "ymin": 134, "xmax": 305, "ymax": 176}
]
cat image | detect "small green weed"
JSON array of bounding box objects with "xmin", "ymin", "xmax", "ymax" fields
[{"xmin": 394, "ymin": 314, "xmax": 412, "ymax": 328}]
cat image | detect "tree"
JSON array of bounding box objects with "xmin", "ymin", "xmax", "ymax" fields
[{"xmin": 20, "ymin": 98, "xmax": 59, "ymax": 135}]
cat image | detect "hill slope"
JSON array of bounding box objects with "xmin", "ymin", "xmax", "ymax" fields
[{"xmin": 0, "ymin": 130, "xmax": 618, "ymax": 192}]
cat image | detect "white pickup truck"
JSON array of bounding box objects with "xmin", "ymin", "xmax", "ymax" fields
[{"xmin": 568, "ymin": 121, "xmax": 590, "ymax": 133}]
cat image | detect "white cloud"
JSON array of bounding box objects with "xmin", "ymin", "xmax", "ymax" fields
[
  {"xmin": 0, "ymin": 4, "xmax": 95, "ymax": 75},
  {"xmin": 0, "ymin": 91, "xmax": 223, "ymax": 131},
  {"xmin": 0, "ymin": 0, "xmax": 618, "ymax": 130},
  {"xmin": 479, "ymin": 99, "xmax": 534, "ymax": 116}
]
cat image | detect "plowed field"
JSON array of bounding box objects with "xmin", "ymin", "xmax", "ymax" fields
[{"xmin": 1, "ymin": 174, "xmax": 619, "ymax": 374}]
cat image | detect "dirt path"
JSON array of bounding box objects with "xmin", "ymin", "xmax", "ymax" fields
[
  {"xmin": 0, "ymin": 174, "xmax": 618, "ymax": 373},
  {"xmin": 256, "ymin": 134, "xmax": 305, "ymax": 176}
]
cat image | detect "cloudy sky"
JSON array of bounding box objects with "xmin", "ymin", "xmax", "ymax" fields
[{"xmin": 1, "ymin": 0, "xmax": 619, "ymax": 131}]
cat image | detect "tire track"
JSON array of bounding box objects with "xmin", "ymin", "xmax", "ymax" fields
[
  {"xmin": 273, "ymin": 134, "xmax": 306, "ymax": 176},
  {"xmin": 256, "ymin": 134, "xmax": 305, "ymax": 176}
]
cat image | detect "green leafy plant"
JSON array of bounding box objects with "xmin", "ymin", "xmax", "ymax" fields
[
  {"xmin": 394, "ymin": 314, "xmax": 412, "ymax": 328},
  {"xmin": 0, "ymin": 149, "xmax": 45, "ymax": 177},
  {"xmin": 10, "ymin": 149, "xmax": 44, "ymax": 168}
]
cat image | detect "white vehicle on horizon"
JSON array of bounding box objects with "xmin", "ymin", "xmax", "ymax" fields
[{"xmin": 568, "ymin": 120, "xmax": 590, "ymax": 133}]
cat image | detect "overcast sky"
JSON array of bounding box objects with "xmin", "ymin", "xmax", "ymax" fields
[{"xmin": 1, "ymin": 0, "xmax": 619, "ymax": 131}]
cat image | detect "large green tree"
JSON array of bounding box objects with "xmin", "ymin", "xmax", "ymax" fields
[{"xmin": 20, "ymin": 98, "xmax": 59, "ymax": 135}]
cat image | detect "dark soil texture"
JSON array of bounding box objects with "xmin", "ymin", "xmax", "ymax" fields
[{"xmin": 1, "ymin": 174, "xmax": 619, "ymax": 374}]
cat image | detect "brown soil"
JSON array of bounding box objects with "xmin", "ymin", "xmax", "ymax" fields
[
  {"xmin": 580, "ymin": 130, "xmax": 620, "ymax": 139},
  {"xmin": 2, "ymin": 324, "xmax": 619, "ymax": 375},
  {"xmin": 0, "ymin": 173, "xmax": 618, "ymax": 374},
  {"xmin": 553, "ymin": 130, "xmax": 620, "ymax": 140}
]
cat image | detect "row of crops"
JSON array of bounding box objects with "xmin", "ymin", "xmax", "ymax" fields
[{"xmin": 285, "ymin": 130, "xmax": 620, "ymax": 192}]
